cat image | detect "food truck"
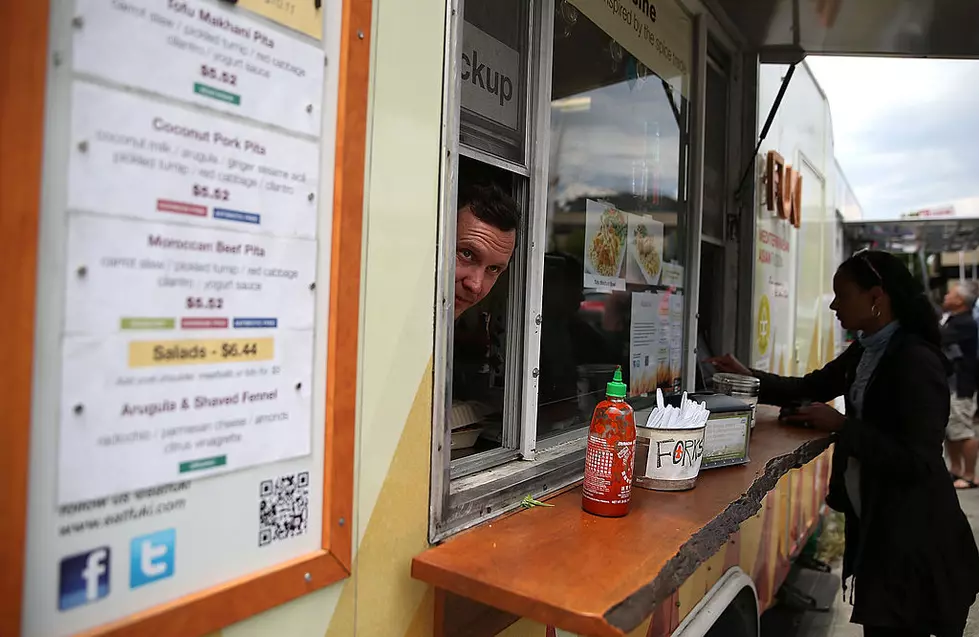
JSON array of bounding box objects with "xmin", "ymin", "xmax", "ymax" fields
[{"xmin": 2, "ymin": 1, "xmax": 970, "ymax": 637}]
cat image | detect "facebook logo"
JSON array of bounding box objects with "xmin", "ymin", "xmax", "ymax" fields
[
  {"xmin": 130, "ymin": 528, "xmax": 175, "ymax": 589},
  {"xmin": 58, "ymin": 547, "xmax": 110, "ymax": 611}
]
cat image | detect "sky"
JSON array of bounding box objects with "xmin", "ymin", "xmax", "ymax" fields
[{"xmin": 806, "ymin": 56, "xmax": 979, "ymax": 219}]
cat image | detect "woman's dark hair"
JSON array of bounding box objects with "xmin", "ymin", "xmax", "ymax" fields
[{"xmin": 837, "ymin": 250, "xmax": 941, "ymax": 347}]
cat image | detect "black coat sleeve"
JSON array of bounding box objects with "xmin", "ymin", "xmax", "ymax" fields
[
  {"xmin": 940, "ymin": 317, "xmax": 965, "ymax": 359},
  {"xmin": 751, "ymin": 344, "xmax": 859, "ymax": 407},
  {"xmin": 836, "ymin": 342, "xmax": 949, "ymax": 481}
]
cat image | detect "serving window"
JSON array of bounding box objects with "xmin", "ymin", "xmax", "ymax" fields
[
  {"xmin": 450, "ymin": 156, "xmax": 527, "ymax": 474},
  {"xmin": 540, "ymin": 5, "xmax": 690, "ymax": 442},
  {"xmin": 434, "ymin": 0, "xmax": 693, "ymax": 540}
]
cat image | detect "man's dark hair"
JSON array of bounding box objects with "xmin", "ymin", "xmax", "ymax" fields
[{"xmin": 458, "ymin": 182, "xmax": 520, "ymax": 232}]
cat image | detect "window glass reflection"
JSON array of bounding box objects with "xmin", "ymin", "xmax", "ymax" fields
[{"xmin": 538, "ymin": 8, "xmax": 689, "ymax": 440}]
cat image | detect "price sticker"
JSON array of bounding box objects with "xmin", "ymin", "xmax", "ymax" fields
[{"xmin": 128, "ymin": 337, "xmax": 274, "ymax": 368}]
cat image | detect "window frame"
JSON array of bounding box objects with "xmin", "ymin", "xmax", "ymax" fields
[
  {"xmin": 442, "ymin": 0, "xmax": 538, "ymax": 483},
  {"xmin": 430, "ymin": 0, "xmax": 710, "ymax": 543},
  {"xmin": 458, "ymin": 0, "xmax": 533, "ymax": 164}
]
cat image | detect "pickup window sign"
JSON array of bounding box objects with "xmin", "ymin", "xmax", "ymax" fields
[{"xmin": 461, "ymin": 22, "xmax": 520, "ymax": 130}]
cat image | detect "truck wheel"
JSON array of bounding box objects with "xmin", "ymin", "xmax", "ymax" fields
[{"xmin": 704, "ymin": 587, "xmax": 759, "ymax": 637}]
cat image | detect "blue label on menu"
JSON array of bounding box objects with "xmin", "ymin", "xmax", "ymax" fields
[
  {"xmin": 234, "ymin": 318, "xmax": 278, "ymax": 328},
  {"xmin": 213, "ymin": 208, "xmax": 261, "ymax": 224}
]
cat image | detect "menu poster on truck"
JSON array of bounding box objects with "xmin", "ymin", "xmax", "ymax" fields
[
  {"xmin": 72, "ymin": 0, "xmax": 325, "ymax": 136},
  {"xmin": 69, "ymin": 83, "xmax": 320, "ymax": 240},
  {"xmin": 630, "ymin": 290, "xmax": 682, "ymax": 396},
  {"xmin": 668, "ymin": 291, "xmax": 683, "ymax": 392},
  {"xmin": 655, "ymin": 291, "xmax": 671, "ymax": 390},
  {"xmin": 21, "ymin": 0, "xmax": 333, "ymax": 633},
  {"xmin": 629, "ymin": 291, "xmax": 658, "ymax": 396},
  {"xmin": 60, "ymin": 215, "xmax": 316, "ymax": 504}
]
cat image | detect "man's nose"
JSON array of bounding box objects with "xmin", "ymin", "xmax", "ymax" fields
[{"xmin": 462, "ymin": 269, "xmax": 483, "ymax": 295}]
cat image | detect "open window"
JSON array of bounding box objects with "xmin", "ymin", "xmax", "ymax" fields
[{"xmin": 432, "ymin": 0, "xmax": 694, "ymax": 541}]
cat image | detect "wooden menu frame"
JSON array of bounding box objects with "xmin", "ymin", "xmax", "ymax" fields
[
  {"xmin": 0, "ymin": 0, "xmax": 371, "ymax": 634},
  {"xmin": 1, "ymin": 1, "xmax": 49, "ymax": 635}
]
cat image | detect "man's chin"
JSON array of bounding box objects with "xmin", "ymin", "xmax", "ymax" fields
[{"xmin": 454, "ymin": 300, "xmax": 472, "ymax": 319}]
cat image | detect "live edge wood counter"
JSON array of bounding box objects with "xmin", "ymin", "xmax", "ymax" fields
[{"xmin": 412, "ymin": 406, "xmax": 833, "ymax": 637}]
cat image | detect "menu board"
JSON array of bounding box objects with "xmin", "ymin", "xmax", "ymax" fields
[
  {"xmin": 60, "ymin": 214, "xmax": 315, "ymax": 504},
  {"xmin": 668, "ymin": 292, "xmax": 683, "ymax": 392},
  {"xmin": 629, "ymin": 290, "xmax": 682, "ymax": 396},
  {"xmin": 22, "ymin": 1, "xmax": 332, "ymax": 634},
  {"xmin": 73, "ymin": 0, "xmax": 325, "ymax": 136},
  {"xmin": 69, "ymin": 83, "xmax": 320, "ymax": 239},
  {"xmin": 630, "ymin": 292, "xmax": 658, "ymax": 396}
]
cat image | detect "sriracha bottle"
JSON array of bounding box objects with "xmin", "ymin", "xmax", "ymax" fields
[{"xmin": 582, "ymin": 367, "xmax": 636, "ymax": 517}]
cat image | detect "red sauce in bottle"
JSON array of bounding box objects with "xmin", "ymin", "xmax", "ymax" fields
[{"xmin": 582, "ymin": 367, "xmax": 636, "ymax": 517}]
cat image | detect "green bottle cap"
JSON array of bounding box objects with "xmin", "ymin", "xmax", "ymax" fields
[{"xmin": 606, "ymin": 366, "xmax": 627, "ymax": 398}]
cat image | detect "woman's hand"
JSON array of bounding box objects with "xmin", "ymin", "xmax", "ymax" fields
[
  {"xmin": 783, "ymin": 402, "xmax": 846, "ymax": 432},
  {"xmin": 705, "ymin": 353, "xmax": 753, "ymax": 377}
]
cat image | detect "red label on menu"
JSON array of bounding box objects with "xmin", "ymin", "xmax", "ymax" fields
[{"xmin": 157, "ymin": 199, "xmax": 207, "ymax": 217}]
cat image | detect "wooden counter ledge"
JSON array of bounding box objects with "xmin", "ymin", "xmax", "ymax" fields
[{"xmin": 411, "ymin": 406, "xmax": 833, "ymax": 637}]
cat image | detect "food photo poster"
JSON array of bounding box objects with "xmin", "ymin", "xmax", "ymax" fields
[
  {"xmin": 583, "ymin": 199, "xmax": 627, "ymax": 290},
  {"xmin": 626, "ymin": 213, "xmax": 663, "ymax": 286}
]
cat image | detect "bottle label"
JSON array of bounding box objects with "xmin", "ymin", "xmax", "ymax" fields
[{"xmin": 583, "ymin": 436, "xmax": 635, "ymax": 504}]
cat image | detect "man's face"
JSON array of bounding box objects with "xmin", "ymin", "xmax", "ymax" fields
[
  {"xmin": 944, "ymin": 286, "xmax": 966, "ymax": 313},
  {"xmin": 454, "ymin": 205, "xmax": 516, "ymax": 319}
]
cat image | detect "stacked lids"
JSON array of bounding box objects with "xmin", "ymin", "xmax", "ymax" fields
[{"xmin": 711, "ymin": 372, "xmax": 760, "ymax": 395}]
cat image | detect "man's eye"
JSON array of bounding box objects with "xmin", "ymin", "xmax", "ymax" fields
[
  {"xmin": 459, "ymin": 249, "xmax": 473, "ymax": 260},
  {"xmin": 487, "ymin": 265, "xmax": 501, "ymax": 274}
]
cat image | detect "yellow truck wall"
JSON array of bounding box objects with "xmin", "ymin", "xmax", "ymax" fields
[
  {"xmin": 752, "ymin": 62, "xmax": 844, "ymax": 377},
  {"xmin": 186, "ymin": 13, "xmax": 845, "ymax": 637},
  {"xmin": 214, "ymin": 0, "xmax": 446, "ymax": 634}
]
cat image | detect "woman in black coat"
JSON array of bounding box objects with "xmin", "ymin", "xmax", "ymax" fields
[{"xmin": 710, "ymin": 250, "xmax": 979, "ymax": 637}]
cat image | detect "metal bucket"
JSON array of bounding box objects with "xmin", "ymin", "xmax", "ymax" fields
[
  {"xmin": 711, "ymin": 373, "xmax": 760, "ymax": 427},
  {"xmin": 634, "ymin": 424, "xmax": 707, "ymax": 491}
]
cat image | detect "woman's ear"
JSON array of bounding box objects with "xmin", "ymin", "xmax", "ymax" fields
[{"xmin": 870, "ymin": 286, "xmax": 889, "ymax": 313}]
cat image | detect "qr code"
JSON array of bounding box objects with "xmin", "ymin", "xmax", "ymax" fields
[{"xmin": 258, "ymin": 471, "xmax": 309, "ymax": 547}]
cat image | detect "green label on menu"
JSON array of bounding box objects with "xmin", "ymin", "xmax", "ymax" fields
[
  {"xmin": 121, "ymin": 317, "xmax": 175, "ymax": 330},
  {"xmin": 194, "ymin": 83, "xmax": 241, "ymax": 105},
  {"xmin": 179, "ymin": 455, "xmax": 227, "ymax": 474}
]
